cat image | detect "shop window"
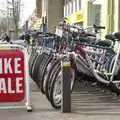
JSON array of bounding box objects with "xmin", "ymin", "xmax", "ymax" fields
[
  {"xmin": 73, "ymin": 0, "xmax": 76, "ymax": 13},
  {"xmin": 88, "ymin": 3, "xmax": 101, "ymax": 31},
  {"xmin": 94, "ymin": 5, "xmax": 101, "ymax": 25},
  {"xmin": 75, "ymin": 0, "xmax": 77, "ymax": 11},
  {"xmin": 66, "ymin": 4, "xmax": 69, "ymax": 16},
  {"xmin": 71, "ymin": 1, "xmax": 73, "ymax": 13},
  {"xmin": 69, "ymin": 2, "xmax": 72, "ymax": 14},
  {"xmin": 64, "ymin": 6, "xmax": 66, "ymax": 17},
  {"xmin": 64, "ymin": 0, "xmax": 67, "ymax": 5},
  {"xmin": 65, "ymin": 0, "xmax": 69, "ymax": 4},
  {"xmin": 76, "ymin": 0, "xmax": 81, "ymax": 11},
  {"xmin": 79, "ymin": 0, "xmax": 81, "ymax": 10}
]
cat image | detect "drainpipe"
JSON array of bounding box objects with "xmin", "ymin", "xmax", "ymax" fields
[
  {"xmin": 46, "ymin": 0, "xmax": 48, "ymax": 32},
  {"xmin": 87, "ymin": 1, "xmax": 93, "ymax": 26},
  {"xmin": 107, "ymin": 0, "xmax": 114, "ymax": 33},
  {"xmin": 118, "ymin": 0, "xmax": 120, "ymax": 31}
]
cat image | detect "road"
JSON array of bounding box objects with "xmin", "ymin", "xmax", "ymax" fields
[{"xmin": 0, "ymin": 79, "xmax": 120, "ymax": 120}]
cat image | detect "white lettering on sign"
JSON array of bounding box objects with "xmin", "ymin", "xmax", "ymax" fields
[
  {"xmin": 0, "ymin": 78, "xmax": 7, "ymax": 93},
  {"xmin": 14, "ymin": 58, "xmax": 22, "ymax": 74},
  {"xmin": 16, "ymin": 77, "xmax": 23, "ymax": 93},
  {"xmin": 8, "ymin": 78, "xmax": 15, "ymax": 93},
  {"xmin": 0, "ymin": 59, "xmax": 2, "ymax": 74},
  {"xmin": 0, "ymin": 58, "xmax": 22, "ymax": 74},
  {"xmin": 0, "ymin": 77, "xmax": 23, "ymax": 94},
  {"xmin": 4, "ymin": 58, "xmax": 12, "ymax": 74}
]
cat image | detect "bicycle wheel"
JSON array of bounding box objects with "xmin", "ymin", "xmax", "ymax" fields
[
  {"xmin": 49, "ymin": 62, "xmax": 76, "ymax": 109},
  {"xmin": 42, "ymin": 59, "xmax": 54, "ymax": 94},
  {"xmin": 108, "ymin": 54, "xmax": 120, "ymax": 94},
  {"xmin": 37, "ymin": 53, "xmax": 49, "ymax": 88},
  {"xmin": 32, "ymin": 53, "xmax": 45, "ymax": 85},
  {"xmin": 39, "ymin": 54, "xmax": 54, "ymax": 93},
  {"xmin": 29, "ymin": 52, "xmax": 39, "ymax": 78},
  {"xmin": 45, "ymin": 59, "xmax": 60, "ymax": 101},
  {"xmin": 28, "ymin": 47, "xmax": 36, "ymax": 66},
  {"xmin": 28, "ymin": 48, "xmax": 37, "ymax": 75}
]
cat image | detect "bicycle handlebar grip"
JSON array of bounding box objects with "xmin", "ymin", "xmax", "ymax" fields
[
  {"xmin": 85, "ymin": 32, "xmax": 96, "ymax": 37},
  {"xmin": 35, "ymin": 31, "xmax": 44, "ymax": 35},
  {"xmin": 93, "ymin": 24, "xmax": 105, "ymax": 29},
  {"xmin": 70, "ymin": 25, "xmax": 82, "ymax": 30}
]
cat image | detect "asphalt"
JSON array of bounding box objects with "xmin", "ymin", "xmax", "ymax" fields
[{"xmin": 1, "ymin": 80, "xmax": 120, "ymax": 120}]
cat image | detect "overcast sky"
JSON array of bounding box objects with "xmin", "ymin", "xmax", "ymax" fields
[
  {"xmin": 0, "ymin": 0, "xmax": 36, "ymax": 26},
  {"xmin": 21, "ymin": 0, "xmax": 36, "ymax": 25}
]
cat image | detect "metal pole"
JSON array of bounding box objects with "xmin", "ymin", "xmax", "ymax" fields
[
  {"xmin": 118, "ymin": 0, "xmax": 120, "ymax": 31},
  {"xmin": 7, "ymin": 0, "xmax": 9, "ymax": 35},
  {"xmin": 61, "ymin": 56, "xmax": 71, "ymax": 113},
  {"xmin": 46, "ymin": 0, "xmax": 48, "ymax": 32}
]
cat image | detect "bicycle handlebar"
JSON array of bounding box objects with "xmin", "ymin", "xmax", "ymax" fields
[
  {"xmin": 84, "ymin": 32, "xmax": 96, "ymax": 37},
  {"xmin": 93, "ymin": 24, "xmax": 105, "ymax": 29}
]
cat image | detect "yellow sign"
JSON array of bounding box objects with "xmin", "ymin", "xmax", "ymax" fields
[
  {"xmin": 65, "ymin": 10, "xmax": 83, "ymax": 24},
  {"xmin": 74, "ymin": 11, "xmax": 83, "ymax": 23},
  {"xmin": 65, "ymin": 16, "xmax": 71, "ymax": 24}
]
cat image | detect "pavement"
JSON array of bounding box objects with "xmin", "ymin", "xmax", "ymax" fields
[{"xmin": 1, "ymin": 80, "xmax": 120, "ymax": 120}]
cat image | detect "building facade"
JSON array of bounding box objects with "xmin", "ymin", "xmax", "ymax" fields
[
  {"xmin": 36, "ymin": 0, "xmax": 64, "ymax": 32},
  {"xmin": 64, "ymin": 0, "xmax": 83, "ymax": 25},
  {"xmin": 35, "ymin": 0, "xmax": 120, "ymax": 36},
  {"xmin": 87, "ymin": 0, "xmax": 120, "ymax": 37},
  {"xmin": 63, "ymin": 0, "xmax": 120, "ymax": 37}
]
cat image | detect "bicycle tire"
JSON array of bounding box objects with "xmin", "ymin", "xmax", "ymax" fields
[
  {"xmin": 45, "ymin": 59, "xmax": 60, "ymax": 101},
  {"xmin": 42, "ymin": 58, "xmax": 54, "ymax": 94},
  {"xmin": 39, "ymin": 54, "xmax": 54, "ymax": 93},
  {"xmin": 37, "ymin": 53, "xmax": 49, "ymax": 88},
  {"xmin": 32, "ymin": 53, "xmax": 45, "ymax": 84},
  {"xmin": 49, "ymin": 62, "xmax": 76, "ymax": 109},
  {"xmin": 29, "ymin": 52, "xmax": 39, "ymax": 78},
  {"xmin": 28, "ymin": 48, "xmax": 37, "ymax": 74}
]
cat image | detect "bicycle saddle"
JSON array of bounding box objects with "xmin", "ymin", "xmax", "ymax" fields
[
  {"xmin": 114, "ymin": 32, "xmax": 120, "ymax": 40},
  {"xmin": 87, "ymin": 36, "xmax": 96, "ymax": 44},
  {"xmin": 96, "ymin": 40, "xmax": 112, "ymax": 48},
  {"xmin": 105, "ymin": 34, "xmax": 116, "ymax": 42}
]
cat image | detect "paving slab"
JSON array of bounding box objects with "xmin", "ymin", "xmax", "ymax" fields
[{"xmin": 0, "ymin": 80, "xmax": 120, "ymax": 120}]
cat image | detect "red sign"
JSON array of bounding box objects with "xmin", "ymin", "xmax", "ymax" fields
[{"xmin": 0, "ymin": 49, "xmax": 25, "ymax": 102}]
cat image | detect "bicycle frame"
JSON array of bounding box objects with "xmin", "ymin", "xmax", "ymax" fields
[{"xmin": 75, "ymin": 41, "xmax": 120, "ymax": 85}]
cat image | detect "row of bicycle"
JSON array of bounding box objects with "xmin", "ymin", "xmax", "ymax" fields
[{"xmin": 28, "ymin": 23, "xmax": 120, "ymax": 109}]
